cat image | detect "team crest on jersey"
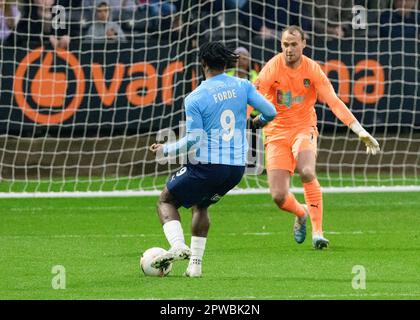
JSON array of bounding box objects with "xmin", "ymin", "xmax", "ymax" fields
[{"xmin": 303, "ymin": 78, "xmax": 311, "ymax": 87}]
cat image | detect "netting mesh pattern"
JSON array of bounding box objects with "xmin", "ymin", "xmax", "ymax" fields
[{"xmin": 0, "ymin": 0, "xmax": 418, "ymax": 193}]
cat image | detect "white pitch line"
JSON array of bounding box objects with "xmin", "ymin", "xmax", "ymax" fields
[
  {"xmin": 0, "ymin": 185, "xmax": 419, "ymax": 198},
  {"xmin": 0, "ymin": 230, "xmax": 414, "ymax": 239},
  {"xmin": 127, "ymin": 292, "xmax": 420, "ymax": 300},
  {"xmin": 255, "ymin": 292, "xmax": 420, "ymax": 299},
  {"xmin": 9, "ymin": 206, "xmax": 133, "ymax": 212},
  {"xmin": 0, "ymin": 234, "xmax": 151, "ymax": 239}
]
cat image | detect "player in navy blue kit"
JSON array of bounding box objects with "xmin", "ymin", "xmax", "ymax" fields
[{"xmin": 149, "ymin": 42, "xmax": 276, "ymax": 277}]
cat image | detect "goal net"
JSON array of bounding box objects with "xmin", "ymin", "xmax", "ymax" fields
[{"xmin": 0, "ymin": 0, "xmax": 419, "ymax": 197}]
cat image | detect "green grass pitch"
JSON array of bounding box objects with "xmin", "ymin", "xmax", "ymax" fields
[{"xmin": 1, "ymin": 192, "xmax": 419, "ymax": 300}]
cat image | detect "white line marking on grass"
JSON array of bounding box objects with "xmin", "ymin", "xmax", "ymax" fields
[
  {"xmin": 242, "ymin": 232, "xmax": 273, "ymax": 236},
  {"xmin": 0, "ymin": 234, "xmax": 152, "ymax": 239},
  {"xmin": 264, "ymin": 292, "xmax": 420, "ymax": 299},
  {"xmin": 327, "ymin": 231, "xmax": 365, "ymax": 234},
  {"xmin": 1, "ymin": 186, "xmax": 420, "ymax": 198},
  {"xmin": 2, "ymin": 230, "xmax": 412, "ymax": 240},
  {"xmin": 9, "ymin": 206, "xmax": 132, "ymax": 212},
  {"xmin": 227, "ymin": 230, "xmax": 413, "ymax": 236},
  {"xmin": 127, "ymin": 292, "xmax": 420, "ymax": 300}
]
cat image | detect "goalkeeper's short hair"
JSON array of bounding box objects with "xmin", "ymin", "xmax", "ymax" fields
[{"xmin": 282, "ymin": 25, "xmax": 306, "ymax": 40}]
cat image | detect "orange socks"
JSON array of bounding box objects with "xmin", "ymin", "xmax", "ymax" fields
[
  {"xmin": 303, "ymin": 179, "xmax": 323, "ymax": 235},
  {"xmin": 280, "ymin": 192, "xmax": 306, "ymax": 218},
  {"xmin": 275, "ymin": 179, "xmax": 324, "ymax": 236}
]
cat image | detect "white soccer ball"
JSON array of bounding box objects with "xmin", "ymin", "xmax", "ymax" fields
[{"xmin": 140, "ymin": 247, "xmax": 172, "ymax": 277}]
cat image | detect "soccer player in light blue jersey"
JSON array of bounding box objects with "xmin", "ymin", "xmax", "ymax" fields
[{"xmin": 149, "ymin": 41, "xmax": 276, "ymax": 277}]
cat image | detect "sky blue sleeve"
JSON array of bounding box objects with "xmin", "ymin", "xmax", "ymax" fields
[
  {"xmin": 164, "ymin": 97, "xmax": 203, "ymax": 156},
  {"xmin": 246, "ymin": 81, "xmax": 277, "ymax": 123},
  {"xmin": 185, "ymin": 98, "xmax": 204, "ymax": 133}
]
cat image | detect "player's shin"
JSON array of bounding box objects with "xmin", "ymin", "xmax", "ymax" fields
[
  {"xmin": 186, "ymin": 236, "xmax": 207, "ymax": 277},
  {"xmin": 163, "ymin": 220, "xmax": 186, "ymax": 248},
  {"xmin": 303, "ymin": 179, "xmax": 323, "ymax": 236},
  {"xmin": 151, "ymin": 219, "xmax": 190, "ymax": 269},
  {"xmin": 279, "ymin": 192, "xmax": 306, "ymax": 218},
  {"xmin": 279, "ymin": 193, "xmax": 309, "ymax": 244},
  {"xmin": 187, "ymin": 207, "xmax": 209, "ymax": 277}
]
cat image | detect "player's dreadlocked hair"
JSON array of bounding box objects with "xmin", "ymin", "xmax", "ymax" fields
[{"xmin": 199, "ymin": 41, "xmax": 239, "ymax": 71}]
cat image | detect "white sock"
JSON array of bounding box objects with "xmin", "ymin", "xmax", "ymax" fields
[
  {"xmin": 163, "ymin": 220, "xmax": 185, "ymax": 248},
  {"xmin": 313, "ymin": 231, "xmax": 324, "ymax": 238},
  {"xmin": 189, "ymin": 236, "xmax": 207, "ymax": 266}
]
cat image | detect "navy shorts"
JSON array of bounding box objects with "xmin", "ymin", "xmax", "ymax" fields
[{"xmin": 166, "ymin": 163, "xmax": 245, "ymax": 209}]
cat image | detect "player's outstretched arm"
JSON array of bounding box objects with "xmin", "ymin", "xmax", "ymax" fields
[
  {"xmin": 247, "ymin": 82, "xmax": 277, "ymax": 129},
  {"xmin": 150, "ymin": 98, "xmax": 203, "ymax": 157},
  {"xmin": 315, "ymin": 65, "xmax": 380, "ymax": 155},
  {"xmin": 320, "ymin": 90, "xmax": 381, "ymax": 155}
]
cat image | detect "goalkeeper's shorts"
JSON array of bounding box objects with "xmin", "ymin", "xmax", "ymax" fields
[{"xmin": 265, "ymin": 126, "xmax": 318, "ymax": 174}]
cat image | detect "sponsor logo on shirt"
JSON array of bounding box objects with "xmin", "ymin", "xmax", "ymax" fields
[{"xmin": 276, "ymin": 90, "xmax": 304, "ymax": 108}]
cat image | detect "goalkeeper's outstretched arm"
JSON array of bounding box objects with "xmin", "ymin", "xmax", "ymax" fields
[{"xmin": 315, "ymin": 69, "xmax": 380, "ymax": 155}]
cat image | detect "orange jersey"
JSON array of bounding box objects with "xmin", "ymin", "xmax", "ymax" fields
[{"xmin": 255, "ymin": 54, "xmax": 356, "ymax": 142}]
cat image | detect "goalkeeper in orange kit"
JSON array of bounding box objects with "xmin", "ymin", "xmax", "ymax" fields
[{"xmin": 252, "ymin": 26, "xmax": 380, "ymax": 249}]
